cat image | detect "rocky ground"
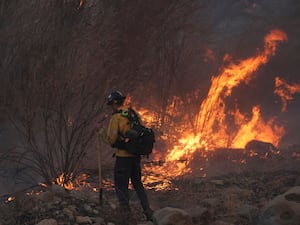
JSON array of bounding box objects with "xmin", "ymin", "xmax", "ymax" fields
[{"xmin": 1, "ymin": 146, "xmax": 300, "ymax": 225}]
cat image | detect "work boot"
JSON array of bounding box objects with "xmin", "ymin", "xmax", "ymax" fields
[
  {"xmin": 144, "ymin": 208, "xmax": 154, "ymax": 221},
  {"xmin": 145, "ymin": 208, "xmax": 159, "ymax": 225}
]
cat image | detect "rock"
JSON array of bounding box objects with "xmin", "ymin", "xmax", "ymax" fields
[
  {"xmin": 92, "ymin": 217, "xmax": 105, "ymax": 225},
  {"xmin": 223, "ymin": 186, "xmax": 253, "ymax": 199},
  {"xmin": 39, "ymin": 191, "xmax": 54, "ymax": 202},
  {"xmin": 83, "ymin": 203, "xmax": 93, "ymax": 214},
  {"xmin": 236, "ymin": 204, "xmax": 259, "ymax": 220},
  {"xmin": 184, "ymin": 206, "xmax": 212, "ymax": 223},
  {"xmin": 137, "ymin": 222, "xmax": 154, "ymax": 225},
  {"xmin": 22, "ymin": 195, "xmax": 38, "ymax": 212},
  {"xmin": 53, "ymin": 196, "xmax": 62, "ymax": 205},
  {"xmin": 67, "ymin": 205, "xmax": 79, "ymax": 215},
  {"xmin": 258, "ymin": 186, "xmax": 300, "ymax": 225},
  {"xmin": 13, "ymin": 192, "xmax": 27, "ymax": 210},
  {"xmin": 210, "ymin": 179, "xmax": 224, "ymax": 186},
  {"xmin": 245, "ymin": 140, "xmax": 277, "ymax": 156},
  {"xmin": 154, "ymin": 207, "xmax": 193, "ymax": 225},
  {"xmin": 63, "ymin": 208, "xmax": 74, "ymax": 220},
  {"xmin": 93, "ymin": 209, "xmax": 99, "ymax": 215},
  {"xmin": 58, "ymin": 222, "xmax": 70, "ymax": 225},
  {"xmin": 36, "ymin": 218, "xmax": 58, "ymax": 225},
  {"xmin": 201, "ymin": 198, "xmax": 219, "ymax": 208},
  {"xmin": 193, "ymin": 178, "xmax": 205, "ymax": 185},
  {"xmin": 50, "ymin": 185, "xmax": 69, "ymax": 198},
  {"xmin": 200, "ymin": 198, "xmax": 218, "ymax": 218},
  {"xmin": 70, "ymin": 187, "xmax": 98, "ymax": 203},
  {"xmin": 76, "ymin": 216, "xmax": 92, "ymax": 224},
  {"xmin": 211, "ymin": 221, "xmax": 234, "ymax": 225},
  {"xmin": 294, "ymin": 175, "xmax": 300, "ymax": 186},
  {"xmin": 61, "ymin": 201, "xmax": 68, "ymax": 206},
  {"xmin": 46, "ymin": 202, "xmax": 56, "ymax": 210}
]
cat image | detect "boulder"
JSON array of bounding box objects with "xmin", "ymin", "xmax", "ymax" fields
[
  {"xmin": 36, "ymin": 218, "xmax": 58, "ymax": 225},
  {"xmin": 236, "ymin": 204, "xmax": 259, "ymax": 220},
  {"xmin": 50, "ymin": 184, "xmax": 69, "ymax": 198},
  {"xmin": 258, "ymin": 186, "xmax": 300, "ymax": 225},
  {"xmin": 76, "ymin": 216, "xmax": 92, "ymax": 224},
  {"xmin": 62, "ymin": 207, "xmax": 74, "ymax": 220},
  {"xmin": 184, "ymin": 206, "xmax": 212, "ymax": 223},
  {"xmin": 245, "ymin": 140, "xmax": 277, "ymax": 156},
  {"xmin": 211, "ymin": 221, "xmax": 234, "ymax": 225},
  {"xmin": 154, "ymin": 207, "xmax": 193, "ymax": 225}
]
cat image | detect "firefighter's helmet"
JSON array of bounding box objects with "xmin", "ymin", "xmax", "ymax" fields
[{"xmin": 107, "ymin": 91, "xmax": 126, "ymax": 105}]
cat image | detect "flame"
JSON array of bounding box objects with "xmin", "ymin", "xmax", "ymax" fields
[
  {"xmin": 39, "ymin": 183, "xmax": 48, "ymax": 188},
  {"xmin": 5, "ymin": 196, "xmax": 15, "ymax": 203},
  {"xmin": 79, "ymin": 0, "xmax": 84, "ymax": 8},
  {"xmin": 52, "ymin": 173, "xmax": 92, "ymax": 190},
  {"xmin": 136, "ymin": 107, "xmax": 160, "ymax": 127},
  {"xmin": 160, "ymin": 29, "xmax": 287, "ymax": 166},
  {"xmin": 122, "ymin": 30, "xmax": 292, "ymax": 191},
  {"xmin": 142, "ymin": 29, "xmax": 289, "ymax": 189},
  {"xmin": 231, "ymin": 106, "xmax": 285, "ymax": 148},
  {"xmin": 274, "ymin": 77, "xmax": 300, "ymax": 112},
  {"xmin": 194, "ymin": 29, "xmax": 287, "ymax": 149}
]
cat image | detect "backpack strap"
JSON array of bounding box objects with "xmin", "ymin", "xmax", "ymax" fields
[
  {"xmin": 112, "ymin": 109, "xmax": 123, "ymax": 115},
  {"xmin": 110, "ymin": 109, "xmax": 127, "ymax": 149},
  {"xmin": 127, "ymin": 108, "xmax": 141, "ymax": 126}
]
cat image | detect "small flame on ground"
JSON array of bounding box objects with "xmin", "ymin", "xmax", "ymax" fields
[
  {"xmin": 39, "ymin": 183, "xmax": 48, "ymax": 188},
  {"xmin": 51, "ymin": 173, "xmax": 93, "ymax": 191},
  {"xmin": 5, "ymin": 196, "xmax": 15, "ymax": 203},
  {"xmin": 79, "ymin": 0, "xmax": 84, "ymax": 8}
]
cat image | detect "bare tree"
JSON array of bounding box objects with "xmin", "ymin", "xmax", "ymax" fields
[
  {"xmin": 0, "ymin": 0, "xmax": 116, "ymax": 185},
  {"xmin": 0, "ymin": 0, "xmax": 208, "ymax": 185},
  {"xmin": 131, "ymin": 1, "xmax": 209, "ymax": 138}
]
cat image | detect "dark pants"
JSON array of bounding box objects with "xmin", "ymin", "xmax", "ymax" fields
[{"xmin": 114, "ymin": 156, "xmax": 151, "ymax": 213}]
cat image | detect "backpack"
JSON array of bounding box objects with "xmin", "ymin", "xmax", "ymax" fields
[{"xmin": 113, "ymin": 108, "xmax": 155, "ymax": 156}]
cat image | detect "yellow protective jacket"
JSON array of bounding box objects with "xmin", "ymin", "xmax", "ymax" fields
[{"xmin": 99, "ymin": 106, "xmax": 136, "ymax": 157}]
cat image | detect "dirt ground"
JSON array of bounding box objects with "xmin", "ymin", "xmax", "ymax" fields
[{"xmin": 1, "ymin": 147, "xmax": 300, "ymax": 225}]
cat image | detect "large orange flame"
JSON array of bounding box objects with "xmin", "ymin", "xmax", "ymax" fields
[
  {"xmin": 142, "ymin": 29, "xmax": 289, "ymax": 188},
  {"xmin": 167, "ymin": 29, "xmax": 288, "ymax": 161}
]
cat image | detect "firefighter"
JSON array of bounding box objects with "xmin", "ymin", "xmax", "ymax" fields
[{"xmin": 97, "ymin": 90, "xmax": 154, "ymax": 224}]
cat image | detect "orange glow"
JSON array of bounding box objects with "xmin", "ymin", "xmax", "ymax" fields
[
  {"xmin": 274, "ymin": 77, "xmax": 300, "ymax": 112},
  {"xmin": 204, "ymin": 48, "xmax": 216, "ymax": 62},
  {"xmin": 53, "ymin": 173, "xmax": 93, "ymax": 191},
  {"xmin": 163, "ymin": 29, "xmax": 287, "ymax": 162},
  {"xmin": 124, "ymin": 30, "xmax": 292, "ymax": 191},
  {"xmin": 39, "ymin": 183, "xmax": 48, "ymax": 188},
  {"xmin": 5, "ymin": 196, "xmax": 15, "ymax": 203},
  {"xmin": 79, "ymin": 0, "xmax": 84, "ymax": 8},
  {"xmin": 136, "ymin": 107, "xmax": 160, "ymax": 127},
  {"xmin": 231, "ymin": 106, "xmax": 285, "ymax": 148},
  {"xmin": 141, "ymin": 29, "xmax": 289, "ymax": 189}
]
